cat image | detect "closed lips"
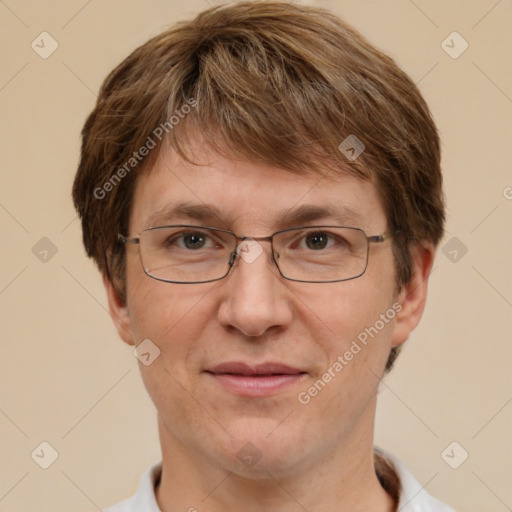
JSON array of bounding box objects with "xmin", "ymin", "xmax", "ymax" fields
[{"xmin": 206, "ymin": 362, "xmax": 306, "ymax": 376}]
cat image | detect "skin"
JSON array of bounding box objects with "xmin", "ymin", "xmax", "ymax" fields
[{"xmin": 105, "ymin": 139, "xmax": 434, "ymax": 512}]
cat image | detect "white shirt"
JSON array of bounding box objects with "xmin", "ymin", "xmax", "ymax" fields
[{"xmin": 104, "ymin": 452, "xmax": 455, "ymax": 512}]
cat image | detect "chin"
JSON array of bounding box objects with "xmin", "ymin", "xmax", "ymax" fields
[{"xmin": 215, "ymin": 422, "xmax": 308, "ymax": 476}]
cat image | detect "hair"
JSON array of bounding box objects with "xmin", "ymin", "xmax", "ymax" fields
[{"xmin": 72, "ymin": 0, "xmax": 444, "ymax": 372}]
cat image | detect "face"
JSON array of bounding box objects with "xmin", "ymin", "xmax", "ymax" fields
[{"xmin": 106, "ymin": 140, "xmax": 430, "ymax": 477}]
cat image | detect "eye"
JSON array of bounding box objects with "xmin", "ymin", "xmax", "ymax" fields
[
  {"xmin": 304, "ymin": 231, "xmax": 331, "ymax": 250},
  {"xmin": 165, "ymin": 230, "xmax": 217, "ymax": 250},
  {"xmin": 180, "ymin": 232, "xmax": 208, "ymax": 250},
  {"xmin": 285, "ymin": 229, "xmax": 351, "ymax": 252}
]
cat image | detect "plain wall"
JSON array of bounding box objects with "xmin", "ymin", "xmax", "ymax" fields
[{"xmin": 0, "ymin": 0, "xmax": 511, "ymax": 510}]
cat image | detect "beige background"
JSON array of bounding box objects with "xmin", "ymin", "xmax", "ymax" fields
[{"xmin": 1, "ymin": 0, "xmax": 511, "ymax": 510}]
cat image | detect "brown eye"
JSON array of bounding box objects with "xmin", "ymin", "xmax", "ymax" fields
[{"xmin": 305, "ymin": 232, "xmax": 329, "ymax": 250}]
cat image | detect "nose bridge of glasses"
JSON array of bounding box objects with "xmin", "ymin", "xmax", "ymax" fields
[
  {"xmin": 235, "ymin": 234, "xmax": 274, "ymax": 244},
  {"xmin": 232, "ymin": 234, "xmax": 277, "ymax": 267}
]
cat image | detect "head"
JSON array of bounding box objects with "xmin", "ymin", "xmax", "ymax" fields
[{"xmin": 73, "ymin": 0, "xmax": 444, "ymax": 480}]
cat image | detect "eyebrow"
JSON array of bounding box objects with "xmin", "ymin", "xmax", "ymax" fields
[
  {"xmin": 146, "ymin": 202, "xmax": 226, "ymax": 227},
  {"xmin": 145, "ymin": 201, "xmax": 363, "ymax": 230},
  {"xmin": 278, "ymin": 204, "xmax": 362, "ymax": 227}
]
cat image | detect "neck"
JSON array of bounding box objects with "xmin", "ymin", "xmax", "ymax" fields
[{"xmin": 155, "ymin": 411, "xmax": 396, "ymax": 512}]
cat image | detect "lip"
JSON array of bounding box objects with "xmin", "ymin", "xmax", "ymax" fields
[
  {"xmin": 208, "ymin": 362, "xmax": 304, "ymax": 376},
  {"xmin": 204, "ymin": 362, "xmax": 307, "ymax": 397}
]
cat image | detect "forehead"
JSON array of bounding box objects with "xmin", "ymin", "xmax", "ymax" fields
[{"xmin": 129, "ymin": 143, "xmax": 386, "ymax": 235}]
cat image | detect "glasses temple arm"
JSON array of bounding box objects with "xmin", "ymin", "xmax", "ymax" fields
[
  {"xmin": 367, "ymin": 233, "xmax": 392, "ymax": 244},
  {"xmin": 118, "ymin": 234, "xmax": 140, "ymax": 245}
]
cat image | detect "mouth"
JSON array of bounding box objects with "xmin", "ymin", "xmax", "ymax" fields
[{"xmin": 204, "ymin": 362, "xmax": 307, "ymax": 397}]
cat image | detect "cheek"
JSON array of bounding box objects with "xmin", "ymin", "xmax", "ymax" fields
[
  {"xmin": 295, "ymin": 280, "xmax": 397, "ymax": 404},
  {"xmin": 125, "ymin": 279, "xmax": 219, "ymax": 421},
  {"xmin": 127, "ymin": 278, "xmax": 216, "ymax": 353},
  {"xmin": 299, "ymin": 277, "xmax": 396, "ymax": 346}
]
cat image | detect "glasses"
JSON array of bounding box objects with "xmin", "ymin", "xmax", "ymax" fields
[{"xmin": 118, "ymin": 225, "xmax": 391, "ymax": 284}]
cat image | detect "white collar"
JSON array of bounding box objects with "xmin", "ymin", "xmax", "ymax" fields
[{"xmin": 104, "ymin": 449, "xmax": 455, "ymax": 512}]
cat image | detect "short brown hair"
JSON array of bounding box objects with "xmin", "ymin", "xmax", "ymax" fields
[{"xmin": 72, "ymin": 1, "xmax": 444, "ymax": 371}]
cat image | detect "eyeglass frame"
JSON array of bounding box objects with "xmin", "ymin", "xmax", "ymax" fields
[{"xmin": 118, "ymin": 225, "xmax": 392, "ymax": 284}]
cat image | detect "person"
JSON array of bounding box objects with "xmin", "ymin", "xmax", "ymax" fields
[{"xmin": 72, "ymin": 1, "xmax": 455, "ymax": 510}]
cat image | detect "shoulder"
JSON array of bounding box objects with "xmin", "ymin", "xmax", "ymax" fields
[
  {"xmin": 103, "ymin": 462, "xmax": 162, "ymax": 512},
  {"xmin": 375, "ymin": 448, "xmax": 456, "ymax": 512},
  {"xmin": 103, "ymin": 496, "xmax": 134, "ymax": 512}
]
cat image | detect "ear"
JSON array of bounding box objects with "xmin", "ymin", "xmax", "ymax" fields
[
  {"xmin": 103, "ymin": 273, "xmax": 136, "ymax": 346},
  {"xmin": 391, "ymin": 243, "xmax": 435, "ymax": 348}
]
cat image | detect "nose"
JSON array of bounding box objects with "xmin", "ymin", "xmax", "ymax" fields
[{"xmin": 217, "ymin": 240, "xmax": 293, "ymax": 337}]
